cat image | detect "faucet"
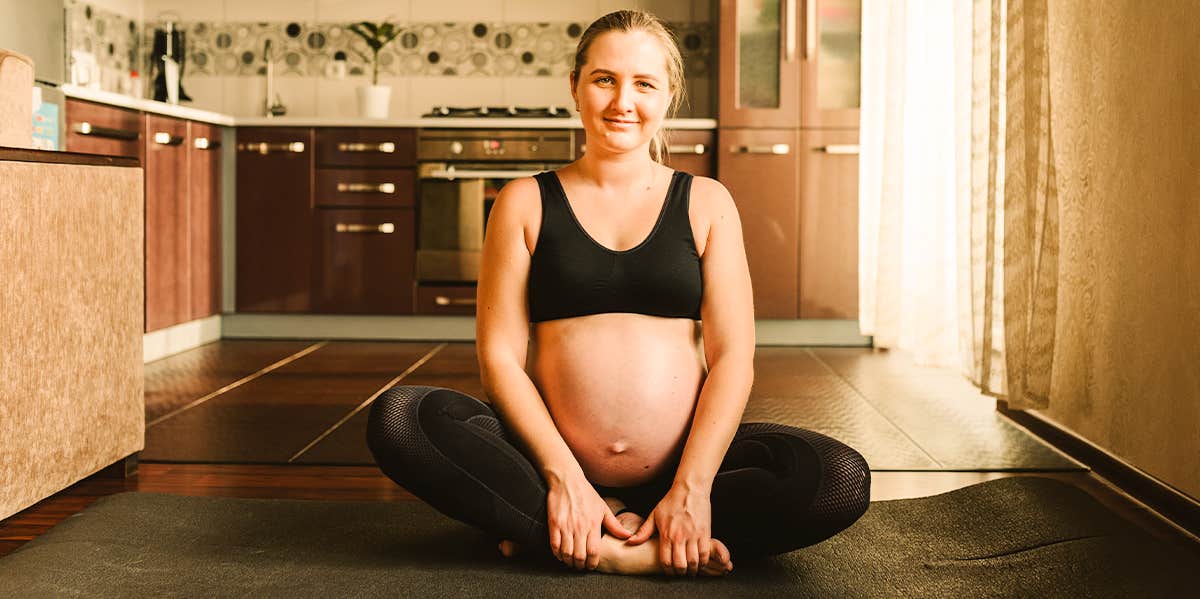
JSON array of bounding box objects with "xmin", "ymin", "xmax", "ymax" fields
[{"xmin": 263, "ymin": 40, "xmax": 286, "ymax": 117}]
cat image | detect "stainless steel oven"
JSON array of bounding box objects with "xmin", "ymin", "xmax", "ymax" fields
[{"xmin": 415, "ymin": 129, "xmax": 575, "ymax": 285}]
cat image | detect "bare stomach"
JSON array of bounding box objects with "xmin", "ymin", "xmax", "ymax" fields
[{"xmin": 528, "ymin": 314, "xmax": 706, "ymax": 487}]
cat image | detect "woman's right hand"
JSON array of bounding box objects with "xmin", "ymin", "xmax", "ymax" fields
[{"xmin": 545, "ymin": 472, "xmax": 631, "ymax": 570}]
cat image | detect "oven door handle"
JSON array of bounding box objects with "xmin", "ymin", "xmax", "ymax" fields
[{"xmin": 423, "ymin": 168, "xmax": 545, "ymax": 181}]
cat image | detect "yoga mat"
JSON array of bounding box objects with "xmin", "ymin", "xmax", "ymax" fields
[{"xmin": 1, "ymin": 477, "xmax": 1195, "ymax": 597}]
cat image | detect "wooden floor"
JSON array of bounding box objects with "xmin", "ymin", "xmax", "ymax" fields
[{"xmin": 3, "ymin": 341, "xmax": 1197, "ymax": 559}]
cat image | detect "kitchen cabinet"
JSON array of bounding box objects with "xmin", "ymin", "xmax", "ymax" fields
[
  {"xmin": 573, "ymin": 128, "xmax": 716, "ymax": 178},
  {"xmin": 717, "ymin": 128, "xmax": 801, "ymax": 318},
  {"xmin": 144, "ymin": 114, "xmax": 190, "ymax": 331},
  {"xmin": 718, "ymin": 0, "xmax": 861, "ymax": 318},
  {"xmin": 188, "ymin": 122, "xmax": 222, "ymax": 321},
  {"xmin": 313, "ymin": 128, "xmax": 417, "ymax": 314},
  {"xmin": 67, "ymin": 101, "xmax": 225, "ymax": 332},
  {"xmin": 64, "ymin": 99, "xmax": 143, "ymax": 161},
  {"xmin": 236, "ymin": 127, "xmax": 315, "ymax": 313}
]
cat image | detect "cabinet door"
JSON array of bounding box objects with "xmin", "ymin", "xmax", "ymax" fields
[
  {"xmin": 315, "ymin": 208, "xmax": 415, "ymax": 314},
  {"xmin": 235, "ymin": 127, "xmax": 314, "ymax": 313},
  {"xmin": 800, "ymin": 0, "xmax": 862, "ymax": 128},
  {"xmin": 188, "ymin": 122, "xmax": 222, "ymax": 320},
  {"xmin": 144, "ymin": 114, "xmax": 190, "ymax": 332},
  {"xmin": 717, "ymin": 128, "xmax": 800, "ymax": 318},
  {"xmin": 798, "ymin": 128, "xmax": 859, "ymax": 318},
  {"xmin": 718, "ymin": 0, "xmax": 802, "ymax": 128}
]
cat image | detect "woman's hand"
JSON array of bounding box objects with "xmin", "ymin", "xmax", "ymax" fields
[
  {"xmin": 626, "ymin": 483, "xmax": 714, "ymax": 576},
  {"xmin": 545, "ymin": 473, "xmax": 631, "ymax": 570}
]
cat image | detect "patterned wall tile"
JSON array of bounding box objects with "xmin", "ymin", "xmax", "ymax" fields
[{"xmin": 65, "ymin": 0, "xmax": 141, "ymax": 94}]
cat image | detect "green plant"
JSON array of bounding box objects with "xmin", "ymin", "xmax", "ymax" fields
[{"xmin": 348, "ymin": 21, "xmax": 401, "ymax": 85}]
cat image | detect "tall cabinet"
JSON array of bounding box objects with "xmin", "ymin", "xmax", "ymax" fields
[{"xmin": 717, "ymin": 0, "xmax": 862, "ymax": 319}]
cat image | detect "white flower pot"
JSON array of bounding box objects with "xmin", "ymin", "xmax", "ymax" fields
[{"xmin": 357, "ymin": 85, "xmax": 391, "ymax": 119}]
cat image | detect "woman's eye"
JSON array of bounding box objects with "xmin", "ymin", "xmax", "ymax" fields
[
  {"xmin": 637, "ymin": 81, "xmax": 654, "ymax": 88},
  {"xmin": 595, "ymin": 76, "xmax": 613, "ymax": 84}
]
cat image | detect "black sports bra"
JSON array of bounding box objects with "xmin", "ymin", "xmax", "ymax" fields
[{"xmin": 527, "ymin": 170, "xmax": 703, "ymax": 323}]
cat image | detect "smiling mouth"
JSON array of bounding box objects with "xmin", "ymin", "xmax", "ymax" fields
[{"xmin": 604, "ymin": 118, "xmax": 638, "ymax": 125}]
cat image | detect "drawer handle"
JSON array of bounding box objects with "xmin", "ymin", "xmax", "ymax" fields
[
  {"xmin": 731, "ymin": 144, "xmax": 791, "ymax": 155},
  {"xmin": 817, "ymin": 144, "xmax": 860, "ymax": 155},
  {"xmin": 666, "ymin": 143, "xmax": 707, "ymax": 155},
  {"xmin": 785, "ymin": 0, "xmax": 797, "ymax": 62},
  {"xmin": 237, "ymin": 141, "xmax": 306, "ymax": 154},
  {"xmin": 193, "ymin": 137, "xmax": 221, "ymax": 150},
  {"xmin": 153, "ymin": 131, "xmax": 185, "ymax": 146},
  {"xmin": 335, "ymin": 222, "xmax": 395, "ymax": 234},
  {"xmin": 435, "ymin": 296, "xmax": 476, "ymax": 307},
  {"xmin": 337, "ymin": 142, "xmax": 396, "ymax": 153},
  {"xmin": 337, "ymin": 182, "xmax": 396, "ymax": 194},
  {"xmin": 72, "ymin": 121, "xmax": 139, "ymax": 141}
]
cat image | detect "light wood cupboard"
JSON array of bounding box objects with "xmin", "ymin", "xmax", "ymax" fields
[
  {"xmin": 798, "ymin": 129, "xmax": 859, "ymax": 318},
  {"xmin": 717, "ymin": 128, "xmax": 801, "ymax": 318}
]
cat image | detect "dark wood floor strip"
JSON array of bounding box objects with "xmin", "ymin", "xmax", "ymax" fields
[
  {"xmin": 287, "ymin": 343, "xmax": 448, "ymax": 463},
  {"xmin": 147, "ymin": 341, "xmax": 328, "ymax": 428},
  {"xmin": 805, "ymin": 348, "xmax": 945, "ymax": 468}
]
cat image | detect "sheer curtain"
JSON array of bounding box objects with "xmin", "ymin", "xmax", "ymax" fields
[{"xmin": 858, "ymin": 0, "xmax": 1058, "ymax": 409}]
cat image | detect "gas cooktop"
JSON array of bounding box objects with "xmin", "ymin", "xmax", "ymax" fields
[{"xmin": 423, "ymin": 106, "xmax": 572, "ymax": 118}]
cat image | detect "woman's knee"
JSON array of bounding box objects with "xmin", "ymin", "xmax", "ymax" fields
[
  {"xmin": 366, "ymin": 386, "xmax": 488, "ymax": 466},
  {"xmin": 803, "ymin": 431, "xmax": 871, "ymax": 524}
]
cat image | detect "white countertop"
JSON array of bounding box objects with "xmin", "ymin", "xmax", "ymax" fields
[{"xmin": 61, "ymin": 85, "xmax": 717, "ymax": 130}]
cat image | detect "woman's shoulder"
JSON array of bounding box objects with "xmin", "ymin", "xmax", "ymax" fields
[
  {"xmin": 492, "ymin": 175, "xmax": 544, "ymax": 224},
  {"xmin": 684, "ymin": 173, "xmax": 737, "ymax": 217}
]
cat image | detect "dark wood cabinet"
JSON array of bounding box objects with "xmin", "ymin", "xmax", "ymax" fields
[
  {"xmin": 315, "ymin": 128, "xmax": 416, "ymax": 168},
  {"xmin": 664, "ymin": 129, "xmax": 716, "ymax": 178},
  {"xmin": 144, "ymin": 114, "xmax": 190, "ymax": 332},
  {"xmin": 315, "ymin": 209, "xmax": 415, "ymax": 314},
  {"xmin": 314, "ymin": 168, "xmax": 415, "ymax": 208},
  {"xmin": 64, "ymin": 99, "xmax": 143, "ymax": 161},
  {"xmin": 188, "ymin": 122, "xmax": 222, "ymax": 321},
  {"xmin": 717, "ymin": 128, "xmax": 801, "ymax": 318},
  {"xmin": 235, "ymin": 127, "xmax": 315, "ymax": 313}
]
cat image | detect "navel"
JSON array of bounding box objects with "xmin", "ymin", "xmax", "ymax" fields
[{"xmin": 607, "ymin": 440, "xmax": 629, "ymax": 454}]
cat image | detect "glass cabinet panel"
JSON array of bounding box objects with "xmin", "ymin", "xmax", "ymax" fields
[
  {"xmin": 817, "ymin": 0, "xmax": 861, "ymax": 110},
  {"xmin": 738, "ymin": 0, "xmax": 782, "ymax": 108}
]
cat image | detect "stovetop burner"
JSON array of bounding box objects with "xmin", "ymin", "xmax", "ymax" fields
[{"xmin": 424, "ymin": 106, "xmax": 572, "ymax": 118}]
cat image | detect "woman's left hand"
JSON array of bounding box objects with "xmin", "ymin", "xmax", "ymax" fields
[{"xmin": 626, "ymin": 483, "xmax": 713, "ymax": 576}]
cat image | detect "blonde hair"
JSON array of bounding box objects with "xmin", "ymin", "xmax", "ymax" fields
[{"xmin": 571, "ymin": 10, "xmax": 686, "ymax": 163}]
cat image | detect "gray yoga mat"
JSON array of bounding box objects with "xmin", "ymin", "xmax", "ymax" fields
[{"xmin": 1, "ymin": 477, "xmax": 1196, "ymax": 598}]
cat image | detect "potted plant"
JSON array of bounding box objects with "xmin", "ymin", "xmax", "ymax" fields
[{"xmin": 348, "ymin": 20, "xmax": 401, "ymax": 119}]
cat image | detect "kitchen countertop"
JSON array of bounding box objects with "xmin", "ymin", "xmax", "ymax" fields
[{"xmin": 61, "ymin": 85, "xmax": 717, "ymax": 130}]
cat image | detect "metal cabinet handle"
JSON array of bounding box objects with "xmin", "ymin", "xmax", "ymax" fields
[
  {"xmin": 817, "ymin": 144, "xmax": 860, "ymax": 155},
  {"xmin": 731, "ymin": 144, "xmax": 792, "ymax": 155},
  {"xmin": 152, "ymin": 131, "xmax": 185, "ymax": 146},
  {"xmin": 237, "ymin": 141, "xmax": 306, "ymax": 154},
  {"xmin": 423, "ymin": 167, "xmax": 543, "ymax": 180},
  {"xmin": 337, "ymin": 142, "xmax": 396, "ymax": 153},
  {"xmin": 435, "ymin": 296, "xmax": 476, "ymax": 307},
  {"xmin": 666, "ymin": 143, "xmax": 707, "ymax": 155},
  {"xmin": 805, "ymin": 0, "xmax": 816, "ymax": 60},
  {"xmin": 193, "ymin": 137, "xmax": 221, "ymax": 150},
  {"xmin": 785, "ymin": 0, "xmax": 797, "ymax": 62},
  {"xmin": 337, "ymin": 182, "xmax": 396, "ymax": 193},
  {"xmin": 72, "ymin": 121, "xmax": 139, "ymax": 141},
  {"xmin": 335, "ymin": 223, "xmax": 395, "ymax": 234}
]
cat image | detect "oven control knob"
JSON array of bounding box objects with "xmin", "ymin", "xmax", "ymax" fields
[{"xmin": 449, "ymin": 141, "xmax": 463, "ymax": 154}]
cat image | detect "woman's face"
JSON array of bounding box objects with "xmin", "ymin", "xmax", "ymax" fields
[{"xmin": 571, "ymin": 30, "xmax": 673, "ymax": 156}]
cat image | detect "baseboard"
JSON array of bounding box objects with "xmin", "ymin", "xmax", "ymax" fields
[
  {"xmin": 143, "ymin": 315, "xmax": 222, "ymax": 363},
  {"xmin": 998, "ymin": 401, "xmax": 1200, "ymax": 539},
  {"xmin": 220, "ymin": 314, "xmax": 871, "ymax": 346}
]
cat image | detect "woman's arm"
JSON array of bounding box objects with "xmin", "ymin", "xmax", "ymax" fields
[
  {"xmin": 627, "ymin": 176, "xmax": 755, "ymax": 575},
  {"xmin": 475, "ymin": 176, "xmax": 629, "ymax": 570}
]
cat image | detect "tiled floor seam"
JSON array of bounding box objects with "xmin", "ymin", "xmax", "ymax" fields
[
  {"xmin": 147, "ymin": 341, "xmax": 330, "ymax": 428},
  {"xmin": 804, "ymin": 348, "xmax": 946, "ymax": 469},
  {"xmin": 287, "ymin": 343, "xmax": 449, "ymax": 463}
]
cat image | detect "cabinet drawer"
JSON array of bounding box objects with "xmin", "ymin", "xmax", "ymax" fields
[
  {"xmin": 65, "ymin": 99, "xmax": 142, "ymax": 160},
  {"xmin": 415, "ymin": 284, "xmax": 477, "ymax": 316},
  {"xmin": 315, "ymin": 128, "xmax": 416, "ymax": 168},
  {"xmin": 315, "ymin": 208, "xmax": 415, "ymax": 314},
  {"xmin": 315, "ymin": 168, "xmax": 415, "ymax": 208},
  {"xmin": 663, "ymin": 129, "xmax": 715, "ymax": 178}
]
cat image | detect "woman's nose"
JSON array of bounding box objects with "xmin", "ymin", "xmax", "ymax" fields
[{"xmin": 610, "ymin": 84, "xmax": 635, "ymax": 112}]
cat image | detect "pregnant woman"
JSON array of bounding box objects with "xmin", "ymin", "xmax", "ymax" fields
[{"xmin": 367, "ymin": 10, "xmax": 871, "ymax": 577}]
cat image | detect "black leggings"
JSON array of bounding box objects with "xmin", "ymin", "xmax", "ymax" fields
[{"xmin": 366, "ymin": 386, "xmax": 871, "ymax": 559}]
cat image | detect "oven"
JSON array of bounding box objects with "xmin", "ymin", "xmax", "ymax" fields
[{"xmin": 414, "ymin": 128, "xmax": 575, "ymax": 312}]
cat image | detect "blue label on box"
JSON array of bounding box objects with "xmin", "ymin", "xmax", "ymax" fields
[{"xmin": 32, "ymin": 101, "xmax": 59, "ymax": 151}]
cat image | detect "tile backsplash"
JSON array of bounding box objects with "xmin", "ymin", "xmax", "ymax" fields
[{"xmin": 66, "ymin": 0, "xmax": 716, "ymax": 119}]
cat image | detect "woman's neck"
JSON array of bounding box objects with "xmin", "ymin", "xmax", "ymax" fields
[{"xmin": 575, "ymin": 143, "xmax": 658, "ymax": 193}]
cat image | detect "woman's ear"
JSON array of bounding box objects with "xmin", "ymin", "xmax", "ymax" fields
[{"xmin": 569, "ymin": 72, "xmax": 579, "ymax": 111}]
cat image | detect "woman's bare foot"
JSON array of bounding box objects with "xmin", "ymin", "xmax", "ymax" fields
[
  {"xmin": 498, "ymin": 539, "xmax": 521, "ymax": 558},
  {"xmin": 595, "ymin": 533, "xmax": 733, "ymax": 576}
]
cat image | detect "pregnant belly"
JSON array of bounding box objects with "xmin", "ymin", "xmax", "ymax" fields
[{"xmin": 529, "ymin": 314, "xmax": 706, "ymax": 487}]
